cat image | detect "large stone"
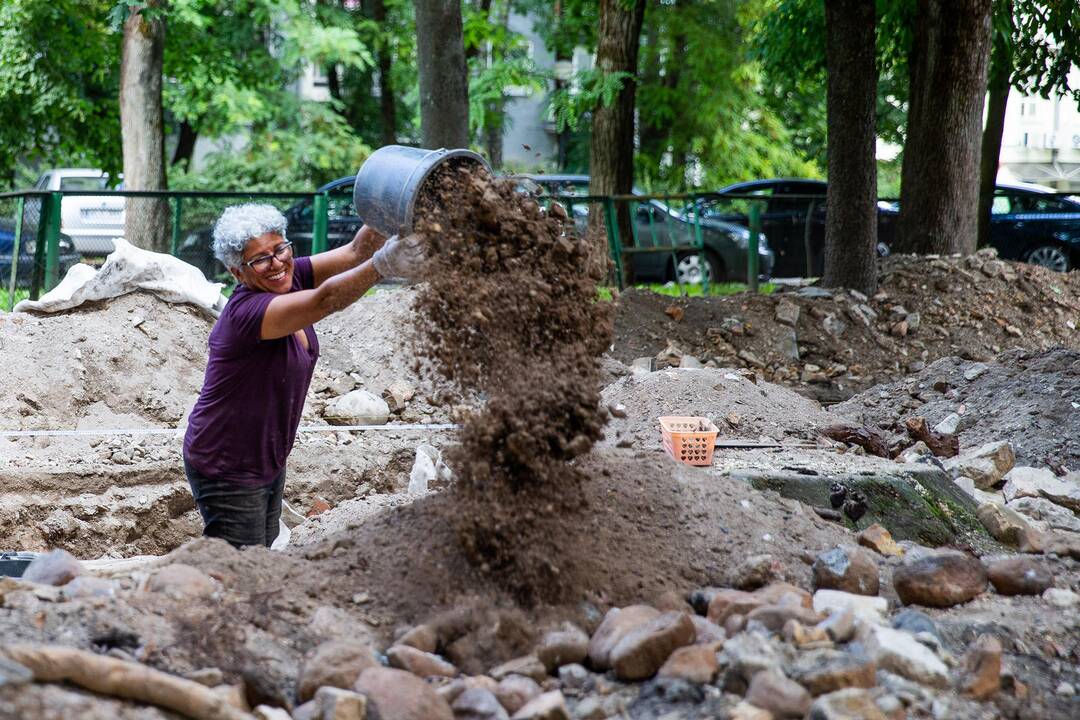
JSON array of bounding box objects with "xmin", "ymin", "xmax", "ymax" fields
[
  {"xmin": 313, "ymin": 686, "xmax": 369, "ymax": 720},
  {"xmin": 812, "ymin": 589, "xmax": 887, "ymax": 622},
  {"xmin": 721, "ymin": 632, "xmax": 781, "ymax": 686},
  {"xmin": 745, "ymin": 670, "xmax": 811, "ymax": 718},
  {"xmin": 386, "ymin": 644, "xmax": 458, "ymax": 678},
  {"xmin": 1003, "ymin": 467, "xmax": 1080, "ymax": 512},
  {"xmin": 398, "ymin": 624, "xmax": 438, "ymax": 654},
  {"xmin": 494, "ymin": 675, "xmax": 542, "ymax": 715},
  {"xmin": 892, "ymin": 551, "xmax": 987, "ymax": 607},
  {"xmin": 890, "ymin": 610, "xmax": 939, "ymax": 639},
  {"xmin": 787, "ymin": 648, "xmax": 876, "ymax": 696},
  {"xmin": 657, "ymin": 642, "xmax": 721, "ymax": 684},
  {"xmin": 609, "ymin": 611, "xmax": 695, "ymax": 681},
  {"xmin": 808, "ymin": 689, "xmax": 888, "ymax": 720},
  {"xmin": 452, "ymin": 688, "xmax": 510, "ymax": 720},
  {"xmin": 0, "ymin": 656, "xmax": 33, "ymax": 688},
  {"xmin": 354, "ymin": 666, "xmax": 453, "ymax": 720},
  {"xmin": 509, "ymin": 690, "xmax": 570, "ymax": 720},
  {"xmin": 857, "ymin": 524, "xmax": 904, "ymax": 557},
  {"xmin": 489, "ymin": 656, "xmax": 547, "ymax": 683},
  {"xmin": 775, "ymin": 298, "xmax": 800, "ymax": 327},
  {"xmin": 731, "ymin": 554, "xmax": 785, "ymax": 590},
  {"xmin": 145, "ymin": 563, "xmax": 215, "ymax": 599},
  {"xmin": 1008, "ymin": 496, "xmax": 1080, "ymax": 533},
  {"xmin": 535, "ymin": 624, "xmax": 589, "ymax": 672},
  {"xmin": 729, "ymin": 701, "xmax": 773, "ymax": 720},
  {"xmin": 690, "ymin": 616, "xmax": 726, "ymax": 645},
  {"xmin": 586, "ymin": 605, "xmax": 660, "ymax": 670},
  {"xmin": 976, "ymin": 503, "xmax": 1038, "ymax": 547},
  {"xmin": 863, "ymin": 625, "xmax": 949, "ymax": 688},
  {"xmin": 324, "ymin": 389, "xmax": 390, "ymax": 426},
  {"xmin": 816, "ymin": 609, "xmax": 856, "ymax": 644},
  {"xmin": 745, "ymin": 604, "xmax": 823, "ymax": 633},
  {"xmin": 21, "ymin": 550, "xmax": 81, "ymax": 586},
  {"xmin": 753, "ymin": 582, "xmax": 812, "ymax": 609},
  {"xmin": 945, "ymin": 441, "xmax": 1014, "ymax": 489},
  {"xmin": 1043, "ymin": 588, "xmax": 1080, "ymax": 608},
  {"xmin": 297, "ymin": 640, "xmax": 378, "ymax": 702},
  {"xmin": 812, "ymin": 546, "xmax": 880, "ymax": 596},
  {"xmin": 986, "ymin": 557, "xmax": 1053, "ymax": 596},
  {"xmin": 706, "ymin": 590, "xmax": 762, "ymax": 625},
  {"xmin": 958, "ymin": 634, "xmax": 1002, "ymax": 700}
]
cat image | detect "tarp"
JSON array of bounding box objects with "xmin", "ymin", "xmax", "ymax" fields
[{"xmin": 14, "ymin": 238, "xmax": 228, "ymax": 316}]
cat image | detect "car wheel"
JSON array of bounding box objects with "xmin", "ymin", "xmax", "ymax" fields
[
  {"xmin": 1024, "ymin": 244, "xmax": 1070, "ymax": 272},
  {"xmin": 673, "ymin": 251, "xmax": 723, "ymax": 285}
]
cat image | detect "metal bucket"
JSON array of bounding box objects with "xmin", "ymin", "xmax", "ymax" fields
[
  {"xmin": 0, "ymin": 551, "xmax": 38, "ymax": 578},
  {"xmin": 353, "ymin": 145, "xmax": 491, "ymax": 237}
]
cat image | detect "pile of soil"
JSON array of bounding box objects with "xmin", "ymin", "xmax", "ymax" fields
[
  {"xmin": 411, "ymin": 161, "xmax": 613, "ymax": 600},
  {"xmin": 612, "ymin": 249, "xmax": 1080, "ymax": 403},
  {"xmin": 831, "ymin": 347, "xmax": 1080, "ymax": 470}
]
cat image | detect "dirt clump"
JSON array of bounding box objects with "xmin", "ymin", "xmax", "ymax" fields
[{"xmin": 411, "ymin": 160, "xmax": 613, "ymax": 601}]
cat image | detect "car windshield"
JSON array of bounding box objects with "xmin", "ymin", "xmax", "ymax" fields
[{"xmin": 59, "ymin": 176, "xmax": 109, "ymax": 191}]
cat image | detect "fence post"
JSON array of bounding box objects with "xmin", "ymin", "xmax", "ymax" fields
[
  {"xmin": 44, "ymin": 191, "xmax": 62, "ymax": 291},
  {"xmin": 690, "ymin": 198, "xmax": 708, "ymax": 294},
  {"xmin": 748, "ymin": 202, "xmax": 761, "ymax": 293},
  {"xmin": 7, "ymin": 196, "xmax": 24, "ymax": 310},
  {"xmin": 170, "ymin": 197, "xmax": 183, "ymax": 256},
  {"xmin": 312, "ymin": 193, "xmax": 329, "ymax": 254},
  {"xmin": 603, "ymin": 197, "xmax": 624, "ymax": 289},
  {"xmin": 803, "ymin": 198, "xmax": 816, "ymax": 277}
]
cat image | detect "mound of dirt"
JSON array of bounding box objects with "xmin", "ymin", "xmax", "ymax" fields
[
  {"xmin": 612, "ymin": 250, "xmax": 1080, "ymax": 403},
  {"xmin": 830, "ymin": 347, "xmax": 1080, "ymax": 470}
]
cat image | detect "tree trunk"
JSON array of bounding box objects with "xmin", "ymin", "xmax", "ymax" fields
[
  {"xmin": 588, "ymin": 0, "xmax": 646, "ymax": 285},
  {"xmin": 371, "ymin": 0, "xmax": 397, "ymax": 146},
  {"xmin": 978, "ymin": 3, "xmax": 1013, "ymax": 249},
  {"xmin": 821, "ymin": 0, "xmax": 878, "ymax": 294},
  {"xmin": 897, "ymin": 0, "xmax": 992, "ymax": 256},
  {"xmin": 414, "ymin": 0, "xmax": 469, "ymax": 148},
  {"xmin": 120, "ymin": 1, "xmax": 170, "ymax": 253},
  {"xmin": 170, "ymin": 119, "xmax": 198, "ymax": 168}
]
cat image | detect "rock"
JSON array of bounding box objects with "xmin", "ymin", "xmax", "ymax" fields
[
  {"xmin": 745, "ymin": 670, "xmax": 812, "ymax": 718},
  {"xmin": 732, "ymin": 554, "xmax": 784, "ymax": 590},
  {"xmin": 570, "ymin": 696, "xmax": 605, "ymax": 720},
  {"xmin": 932, "ymin": 413, "xmax": 960, "ymax": 435},
  {"xmin": 654, "ymin": 589, "xmax": 693, "ymax": 613},
  {"xmin": 185, "ymin": 668, "xmax": 225, "ymax": 687},
  {"xmin": 21, "ymin": 550, "xmax": 81, "ymax": 586},
  {"xmin": 892, "ymin": 551, "xmax": 987, "ymax": 607},
  {"xmin": 0, "ymin": 656, "xmax": 33, "ymax": 688},
  {"xmin": 690, "ymin": 616, "xmax": 726, "ymax": 645},
  {"xmin": 808, "ymin": 688, "xmax": 888, "ymax": 720},
  {"xmin": 976, "ymin": 502, "xmax": 1040, "ymax": 546},
  {"xmin": 398, "ymin": 624, "xmax": 438, "ymax": 654},
  {"xmin": 816, "ymin": 609, "xmax": 856, "ymax": 643},
  {"xmin": 729, "ymin": 701, "xmax": 772, "ymax": 720},
  {"xmin": 1043, "ymin": 588, "xmax": 1080, "ymax": 607},
  {"xmin": 898, "ymin": 441, "xmax": 931, "ymax": 464},
  {"xmin": 1045, "ymin": 532, "xmax": 1080, "ymax": 559},
  {"xmin": 706, "ymin": 590, "xmax": 761, "ymax": 625},
  {"xmin": 753, "ymin": 582, "xmax": 812, "ymax": 609},
  {"xmin": 857, "ymin": 524, "xmax": 904, "ymax": 557},
  {"xmin": 783, "ymin": 620, "xmax": 829, "ymax": 648},
  {"xmin": 863, "ymin": 625, "xmax": 949, "ymax": 688},
  {"xmin": 656, "ymin": 642, "xmax": 721, "ymax": 684},
  {"xmin": 890, "ymin": 610, "xmax": 939, "ymax": 639},
  {"xmin": 382, "ymin": 380, "xmax": 416, "ymax": 413},
  {"xmin": 745, "ymin": 604, "xmax": 823, "ymax": 633},
  {"xmin": 586, "ymin": 605, "xmax": 659, "ymax": 670},
  {"xmin": 1057, "ymin": 682, "xmax": 1076, "ymax": 697},
  {"xmin": 298, "ymin": 640, "xmax": 378, "ymax": 702},
  {"xmin": 452, "ymin": 688, "xmax": 510, "ymax": 720},
  {"xmin": 509, "ymin": 690, "xmax": 569, "ymax": 720},
  {"xmin": 556, "ymin": 663, "xmax": 589, "ymax": 691},
  {"xmin": 314, "ymin": 686, "xmax": 369, "ymax": 720},
  {"xmin": 985, "ymin": 557, "xmax": 1053, "ymax": 595},
  {"xmin": 254, "ymin": 707, "xmax": 293, "ymax": 720},
  {"xmin": 490, "ymin": 656, "xmax": 547, "ymax": 683},
  {"xmin": 812, "ymin": 546, "xmax": 880, "ymax": 596},
  {"xmin": 145, "ymin": 563, "xmax": 215, "ymax": 599},
  {"xmin": 812, "ymin": 590, "xmax": 887, "ymax": 623},
  {"xmin": 963, "ymin": 364, "xmax": 987, "ymax": 381},
  {"xmin": 354, "ymin": 666, "xmax": 453, "ymax": 720},
  {"xmin": 787, "ymin": 648, "xmax": 876, "ymax": 696},
  {"xmin": 958, "ymin": 634, "xmax": 1001, "ymax": 700},
  {"xmin": 609, "ymin": 611, "xmax": 695, "ymax": 681},
  {"xmin": 1008, "ymin": 496, "xmax": 1080, "ymax": 533},
  {"xmin": 386, "ymin": 644, "xmax": 458, "ymax": 678},
  {"xmin": 1003, "ymin": 467, "xmax": 1080, "ymax": 512},
  {"xmin": 324, "ymin": 389, "xmax": 390, "ymax": 426},
  {"xmin": 775, "ymin": 298, "xmax": 800, "ymax": 327},
  {"xmin": 62, "ymin": 575, "xmax": 117, "ymax": 599},
  {"xmin": 721, "ymin": 631, "xmax": 781, "ymax": 686},
  {"xmin": 945, "ymin": 441, "xmax": 1014, "ymax": 489},
  {"xmin": 494, "ymin": 675, "xmax": 542, "ymax": 715},
  {"xmin": 678, "ymin": 355, "xmax": 703, "ymax": 369},
  {"xmin": 536, "ymin": 624, "xmax": 589, "ymax": 672}
]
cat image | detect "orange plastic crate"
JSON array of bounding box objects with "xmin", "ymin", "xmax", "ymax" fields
[{"xmin": 659, "ymin": 416, "xmax": 719, "ymax": 466}]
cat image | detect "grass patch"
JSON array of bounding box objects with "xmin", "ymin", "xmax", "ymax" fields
[
  {"xmin": 0, "ymin": 287, "xmax": 29, "ymax": 311},
  {"xmin": 598, "ymin": 281, "xmax": 776, "ymax": 301}
]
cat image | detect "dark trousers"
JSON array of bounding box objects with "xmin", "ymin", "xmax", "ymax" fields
[{"xmin": 183, "ymin": 459, "xmax": 285, "ymax": 549}]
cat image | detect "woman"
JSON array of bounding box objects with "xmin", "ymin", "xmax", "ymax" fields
[{"xmin": 183, "ymin": 203, "xmax": 422, "ymax": 548}]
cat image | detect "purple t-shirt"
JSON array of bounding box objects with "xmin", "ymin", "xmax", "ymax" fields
[{"xmin": 183, "ymin": 256, "xmax": 319, "ymax": 487}]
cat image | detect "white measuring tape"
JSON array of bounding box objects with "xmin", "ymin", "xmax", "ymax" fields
[{"xmin": 0, "ymin": 423, "xmax": 460, "ymax": 438}]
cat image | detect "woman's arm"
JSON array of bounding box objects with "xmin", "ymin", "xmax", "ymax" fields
[
  {"xmin": 259, "ymin": 260, "xmax": 382, "ymax": 340},
  {"xmin": 309, "ymin": 225, "xmax": 385, "ymax": 287}
]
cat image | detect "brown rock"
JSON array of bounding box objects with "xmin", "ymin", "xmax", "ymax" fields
[
  {"xmin": 976, "ymin": 503, "xmax": 1036, "ymax": 546},
  {"xmin": 706, "ymin": 590, "xmax": 762, "ymax": 625},
  {"xmin": 489, "ymin": 655, "xmax": 547, "ymax": 683},
  {"xmin": 509, "ymin": 690, "xmax": 569, "ymax": 720},
  {"xmin": 1018, "ymin": 525, "xmax": 1047, "ymax": 554},
  {"xmin": 816, "ymin": 609, "xmax": 856, "ymax": 643},
  {"xmin": 747, "ymin": 604, "xmax": 823, "ymax": 633},
  {"xmin": 145, "ymin": 563, "xmax": 215, "ymax": 599},
  {"xmin": 386, "ymin": 644, "xmax": 458, "ymax": 678},
  {"xmin": 22, "ymin": 550, "xmax": 81, "ymax": 586},
  {"xmin": 535, "ymin": 624, "xmax": 588, "ymax": 672},
  {"xmin": 494, "ymin": 675, "xmax": 542, "ymax": 715},
  {"xmin": 298, "ymin": 640, "xmax": 378, "ymax": 702},
  {"xmin": 724, "ymin": 614, "xmax": 747, "ymax": 636},
  {"xmin": 610, "ymin": 611, "xmax": 696, "ymax": 681},
  {"xmin": 690, "ymin": 616, "xmax": 726, "ymax": 645},
  {"xmin": 452, "ymin": 688, "xmax": 510, "ymax": 720},
  {"xmin": 729, "ymin": 701, "xmax": 773, "ymax": 720},
  {"xmin": 783, "ymin": 620, "xmax": 830, "ymax": 648},
  {"xmin": 809, "ymin": 688, "xmax": 888, "ymax": 719},
  {"xmin": 958, "ymin": 634, "xmax": 1002, "ymax": 700},
  {"xmin": 788, "ymin": 648, "xmax": 876, "ymax": 696},
  {"xmin": 986, "ymin": 557, "xmax": 1053, "ymax": 596},
  {"xmin": 857, "ymin": 524, "xmax": 904, "ymax": 557},
  {"xmin": 732, "ymin": 554, "xmax": 785, "ymax": 590},
  {"xmin": 657, "ymin": 642, "xmax": 721, "ymax": 683},
  {"xmin": 586, "ymin": 605, "xmax": 660, "ymax": 670},
  {"xmin": 398, "ymin": 624, "xmax": 438, "ymax": 653},
  {"xmin": 654, "ymin": 590, "xmax": 693, "ymax": 613},
  {"xmin": 354, "ymin": 666, "xmax": 453, "ymax": 720},
  {"xmin": 313, "ymin": 686, "xmax": 368, "ymax": 720},
  {"xmin": 892, "ymin": 551, "xmax": 988, "ymax": 607},
  {"xmin": 753, "ymin": 582, "xmax": 812, "ymax": 609},
  {"xmin": 812, "ymin": 546, "xmax": 880, "ymax": 596},
  {"xmin": 745, "ymin": 670, "xmax": 812, "ymax": 719},
  {"xmin": 1045, "ymin": 532, "xmax": 1080, "ymax": 560}
]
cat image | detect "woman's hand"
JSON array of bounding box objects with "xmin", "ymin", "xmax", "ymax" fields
[{"xmin": 352, "ymin": 225, "xmax": 387, "ymax": 263}]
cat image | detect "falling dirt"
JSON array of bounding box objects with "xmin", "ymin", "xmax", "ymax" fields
[{"xmin": 410, "ymin": 160, "xmax": 613, "ymax": 602}]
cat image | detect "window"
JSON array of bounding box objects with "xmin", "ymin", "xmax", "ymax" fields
[
  {"xmin": 991, "ymin": 196, "xmax": 1011, "ymax": 215},
  {"xmin": 59, "ymin": 176, "xmax": 108, "ymax": 191}
]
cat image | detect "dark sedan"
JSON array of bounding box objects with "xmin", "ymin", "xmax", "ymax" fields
[
  {"xmin": 988, "ymin": 184, "xmax": 1080, "ymax": 272},
  {"xmin": 514, "ymin": 174, "xmax": 774, "ymax": 284},
  {"xmin": 0, "ymin": 220, "xmax": 81, "ymax": 289}
]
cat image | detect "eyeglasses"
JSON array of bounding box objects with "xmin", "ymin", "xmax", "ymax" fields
[{"xmin": 244, "ymin": 241, "xmax": 293, "ymax": 272}]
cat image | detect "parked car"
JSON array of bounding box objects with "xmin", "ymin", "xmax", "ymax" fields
[
  {"xmin": 34, "ymin": 169, "xmax": 125, "ymax": 256},
  {"xmin": 178, "ymin": 176, "xmax": 362, "ymax": 278},
  {"xmin": 513, "ymin": 174, "xmax": 774, "ymax": 283},
  {"xmin": 0, "ymin": 219, "xmax": 81, "ymax": 288},
  {"xmin": 988, "ymin": 183, "xmax": 1080, "ymax": 272},
  {"xmin": 695, "ymin": 179, "xmax": 895, "ymax": 279}
]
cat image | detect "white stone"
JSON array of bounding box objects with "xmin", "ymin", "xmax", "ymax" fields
[
  {"xmin": 933, "ymin": 413, "xmax": 960, "ymax": 435},
  {"xmin": 944, "ymin": 441, "xmax": 1014, "ymax": 490},
  {"xmin": 812, "ymin": 589, "xmax": 888, "ymax": 623},
  {"xmin": 863, "ymin": 625, "xmax": 949, "ymax": 688},
  {"xmin": 1043, "ymin": 588, "xmax": 1079, "ymax": 608},
  {"xmin": 253, "ymin": 707, "xmax": 293, "ymax": 720},
  {"xmin": 1003, "ymin": 467, "xmax": 1080, "ymax": 512},
  {"xmin": 1008, "ymin": 497, "xmax": 1080, "ymax": 533},
  {"xmin": 323, "ymin": 389, "xmax": 390, "ymax": 426}
]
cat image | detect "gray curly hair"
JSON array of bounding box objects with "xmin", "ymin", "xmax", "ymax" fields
[{"xmin": 212, "ymin": 204, "xmax": 288, "ymax": 269}]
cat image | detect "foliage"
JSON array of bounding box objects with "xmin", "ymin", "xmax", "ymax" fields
[
  {"xmin": 1008, "ymin": 1, "xmax": 1080, "ymax": 100},
  {"xmin": 549, "ymin": 68, "xmax": 632, "ymax": 133}
]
